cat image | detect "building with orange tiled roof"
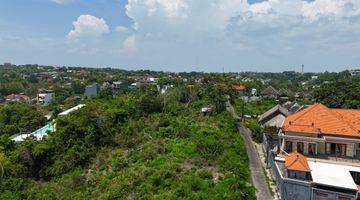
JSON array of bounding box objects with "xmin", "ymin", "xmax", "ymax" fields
[
  {"xmin": 232, "ymin": 85, "xmax": 246, "ymax": 91},
  {"xmin": 285, "ymin": 152, "xmax": 311, "ymax": 180},
  {"xmin": 279, "ymin": 103, "xmax": 360, "ymax": 158}
]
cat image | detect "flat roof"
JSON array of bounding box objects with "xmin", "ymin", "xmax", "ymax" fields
[
  {"xmin": 308, "ymin": 161, "xmax": 360, "ymax": 191},
  {"xmin": 58, "ymin": 104, "xmax": 85, "ymax": 116}
]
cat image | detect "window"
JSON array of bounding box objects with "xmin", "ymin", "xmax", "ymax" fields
[
  {"xmin": 297, "ymin": 142, "xmax": 304, "ymax": 154},
  {"xmin": 338, "ymin": 196, "xmax": 351, "ymax": 200},
  {"xmin": 285, "ymin": 141, "xmax": 293, "ymax": 153},
  {"xmin": 308, "ymin": 143, "xmax": 316, "ymax": 156},
  {"xmin": 314, "ymin": 191, "xmax": 328, "ymax": 198}
]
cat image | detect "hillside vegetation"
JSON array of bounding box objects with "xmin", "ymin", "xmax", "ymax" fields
[{"xmin": 0, "ymin": 83, "xmax": 255, "ymax": 199}]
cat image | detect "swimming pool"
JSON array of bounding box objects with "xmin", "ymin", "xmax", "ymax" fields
[
  {"xmin": 31, "ymin": 123, "xmax": 56, "ymax": 135},
  {"xmin": 11, "ymin": 123, "xmax": 56, "ymax": 142}
]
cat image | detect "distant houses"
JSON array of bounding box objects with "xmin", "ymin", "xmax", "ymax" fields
[
  {"xmin": 85, "ymin": 83, "xmax": 100, "ymax": 98},
  {"xmin": 37, "ymin": 89, "xmax": 55, "ymax": 106},
  {"xmin": 259, "ymin": 104, "xmax": 291, "ymax": 128},
  {"xmin": 261, "ymin": 86, "xmax": 279, "ymax": 98},
  {"xmin": 260, "ymin": 85, "xmax": 291, "ymax": 101},
  {"xmin": 5, "ymin": 94, "xmax": 31, "ymax": 104},
  {"xmin": 350, "ymin": 69, "xmax": 360, "ymax": 76}
]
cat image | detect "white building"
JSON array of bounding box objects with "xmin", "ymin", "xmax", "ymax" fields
[
  {"xmin": 37, "ymin": 90, "xmax": 55, "ymax": 106},
  {"xmin": 58, "ymin": 104, "xmax": 86, "ymax": 116}
]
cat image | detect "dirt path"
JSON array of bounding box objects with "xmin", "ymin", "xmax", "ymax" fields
[{"xmin": 226, "ymin": 101, "xmax": 273, "ymax": 200}]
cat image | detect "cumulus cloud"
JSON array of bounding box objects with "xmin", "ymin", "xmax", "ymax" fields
[
  {"xmin": 121, "ymin": 35, "xmax": 137, "ymax": 53},
  {"xmin": 67, "ymin": 15, "xmax": 109, "ymax": 40},
  {"xmin": 115, "ymin": 26, "xmax": 129, "ymax": 33},
  {"xmin": 121, "ymin": 0, "xmax": 360, "ymax": 71}
]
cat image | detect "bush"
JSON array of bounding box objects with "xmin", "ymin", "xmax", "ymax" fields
[{"xmin": 245, "ymin": 120, "xmax": 264, "ymax": 143}]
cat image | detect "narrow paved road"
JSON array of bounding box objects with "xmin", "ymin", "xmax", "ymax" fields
[{"xmin": 226, "ymin": 101, "xmax": 273, "ymax": 200}]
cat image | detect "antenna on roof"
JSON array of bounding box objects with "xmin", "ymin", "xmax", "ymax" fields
[{"xmin": 301, "ymin": 64, "xmax": 304, "ymax": 74}]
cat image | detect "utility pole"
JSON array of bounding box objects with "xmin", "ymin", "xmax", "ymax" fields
[{"xmin": 301, "ymin": 64, "xmax": 304, "ymax": 74}]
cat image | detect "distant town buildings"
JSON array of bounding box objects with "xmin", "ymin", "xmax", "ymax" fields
[
  {"xmin": 3, "ymin": 62, "xmax": 15, "ymax": 67},
  {"xmin": 350, "ymin": 69, "xmax": 360, "ymax": 76},
  {"xmin": 85, "ymin": 83, "xmax": 100, "ymax": 98},
  {"xmin": 112, "ymin": 80, "xmax": 129, "ymax": 90},
  {"xmin": 37, "ymin": 89, "xmax": 55, "ymax": 106},
  {"xmin": 261, "ymin": 86, "xmax": 279, "ymax": 98},
  {"xmin": 259, "ymin": 105, "xmax": 291, "ymax": 128},
  {"xmin": 5, "ymin": 94, "xmax": 30, "ymax": 103}
]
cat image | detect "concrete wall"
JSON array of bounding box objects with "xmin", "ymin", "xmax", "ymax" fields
[
  {"xmin": 312, "ymin": 188, "xmax": 356, "ymax": 200},
  {"xmin": 282, "ymin": 178, "xmax": 312, "ymax": 200}
]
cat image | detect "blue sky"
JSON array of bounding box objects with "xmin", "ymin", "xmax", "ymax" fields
[{"xmin": 1, "ymin": 0, "xmax": 360, "ymax": 72}]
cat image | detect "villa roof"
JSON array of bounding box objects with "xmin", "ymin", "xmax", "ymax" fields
[
  {"xmin": 285, "ymin": 152, "xmax": 310, "ymax": 172},
  {"xmin": 232, "ymin": 85, "xmax": 246, "ymax": 91},
  {"xmin": 5, "ymin": 94, "xmax": 30, "ymax": 101},
  {"xmin": 259, "ymin": 104, "xmax": 290, "ymax": 124},
  {"xmin": 261, "ymin": 86, "xmax": 279, "ymax": 95},
  {"xmin": 282, "ymin": 103, "xmax": 360, "ymax": 137},
  {"xmin": 224, "ymin": 85, "xmax": 246, "ymax": 91}
]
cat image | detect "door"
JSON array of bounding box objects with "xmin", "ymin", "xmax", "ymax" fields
[
  {"xmin": 297, "ymin": 142, "xmax": 304, "ymax": 154},
  {"xmin": 285, "ymin": 141, "xmax": 293, "ymax": 153}
]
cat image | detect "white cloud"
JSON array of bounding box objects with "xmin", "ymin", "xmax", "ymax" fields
[
  {"xmin": 121, "ymin": 35, "xmax": 137, "ymax": 53},
  {"xmin": 51, "ymin": 0, "xmax": 77, "ymax": 5},
  {"xmin": 115, "ymin": 26, "xmax": 129, "ymax": 33},
  {"xmin": 67, "ymin": 15, "xmax": 109, "ymax": 40},
  {"xmin": 120, "ymin": 0, "xmax": 360, "ymax": 71},
  {"xmin": 6, "ymin": 0, "xmax": 360, "ymax": 71}
]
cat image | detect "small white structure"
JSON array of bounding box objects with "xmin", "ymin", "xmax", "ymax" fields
[
  {"xmin": 251, "ymin": 88, "xmax": 257, "ymax": 96},
  {"xmin": 37, "ymin": 91, "xmax": 55, "ymax": 106},
  {"xmin": 201, "ymin": 107, "xmax": 212, "ymax": 115},
  {"xmin": 58, "ymin": 104, "xmax": 86, "ymax": 116},
  {"xmin": 311, "ymin": 76, "xmax": 318, "ymax": 80}
]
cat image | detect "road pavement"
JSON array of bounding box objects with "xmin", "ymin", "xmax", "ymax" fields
[{"xmin": 226, "ymin": 101, "xmax": 273, "ymax": 200}]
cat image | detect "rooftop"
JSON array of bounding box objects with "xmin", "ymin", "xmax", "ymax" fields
[
  {"xmin": 308, "ymin": 160, "xmax": 360, "ymax": 191},
  {"xmin": 58, "ymin": 104, "xmax": 86, "ymax": 116},
  {"xmin": 285, "ymin": 152, "xmax": 311, "ymax": 172},
  {"xmin": 282, "ymin": 103, "xmax": 360, "ymax": 137}
]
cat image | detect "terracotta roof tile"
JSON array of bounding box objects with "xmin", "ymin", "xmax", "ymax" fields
[
  {"xmin": 285, "ymin": 152, "xmax": 310, "ymax": 172},
  {"xmin": 282, "ymin": 104, "xmax": 360, "ymax": 137}
]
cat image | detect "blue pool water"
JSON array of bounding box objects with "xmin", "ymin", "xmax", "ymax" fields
[{"xmin": 32, "ymin": 123, "xmax": 56, "ymax": 135}]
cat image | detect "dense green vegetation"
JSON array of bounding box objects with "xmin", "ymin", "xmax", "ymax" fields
[
  {"xmin": 0, "ymin": 83, "xmax": 255, "ymax": 199},
  {"xmin": 313, "ymin": 80, "xmax": 360, "ymax": 109},
  {"xmin": 234, "ymin": 99, "xmax": 276, "ymax": 117}
]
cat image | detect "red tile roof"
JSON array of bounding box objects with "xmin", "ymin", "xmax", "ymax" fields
[
  {"xmin": 285, "ymin": 152, "xmax": 310, "ymax": 172},
  {"xmin": 224, "ymin": 85, "xmax": 246, "ymax": 91},
  {"xmin": 232, "ymin": 85, "xmax": 246, "ymax": 91},
  {"xmin": 283, "ymin": 104, "xmax": 360, "ymax": 137}
]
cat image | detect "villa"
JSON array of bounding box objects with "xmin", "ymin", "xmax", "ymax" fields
[{"xmin": 279, "ymin": 103, "xmax": 360, "ymax": 158}]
